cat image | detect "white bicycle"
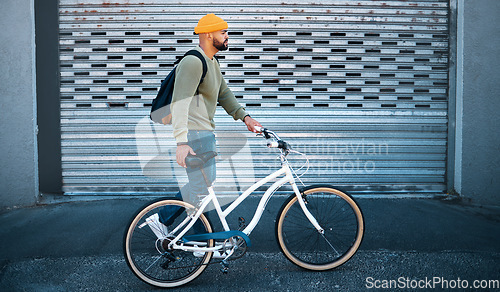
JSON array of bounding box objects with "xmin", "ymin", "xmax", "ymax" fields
[{"xmin": 124, "ymin": 127, "xmax": 364, "ymax": 288}]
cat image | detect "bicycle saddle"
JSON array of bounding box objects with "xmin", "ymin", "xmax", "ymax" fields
[{"xmin": 185, "ymin": 151, "xmax": 217, "ymax": 168}]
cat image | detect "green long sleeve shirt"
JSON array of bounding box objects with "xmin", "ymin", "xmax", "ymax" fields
[{"xmin": 171, "ymin": 46, "xmax": 247, "ymax": 143}]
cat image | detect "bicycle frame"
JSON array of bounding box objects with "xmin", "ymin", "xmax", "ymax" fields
[{"xmin": 168, "ymin": 155, "xmax": 323, "ymax": 251}]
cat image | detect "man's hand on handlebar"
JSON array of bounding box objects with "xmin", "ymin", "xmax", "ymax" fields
[{"xmin": 244, "ymin": 116, "xmax": 263, "ymax": 133}]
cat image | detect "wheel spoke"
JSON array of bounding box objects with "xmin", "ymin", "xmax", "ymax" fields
[
  {"xmin": 144, "ymin": 254, "xmax": 165, "ymax": 272},
  {"xmin": 320, "ymin": 233, "xmax": 341, "ymax": 257}
]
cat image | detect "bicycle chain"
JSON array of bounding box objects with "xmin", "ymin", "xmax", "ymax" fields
[
  {"xmin": 158, "ymin": 251, "xmax": 242, "ymax": 271},
  {"xmin": 159, "ymin": 237, "xmax": 248, "ymax": 271}
]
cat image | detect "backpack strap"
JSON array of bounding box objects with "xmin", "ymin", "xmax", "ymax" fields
[{"xmin": 174, "ymin": 49, "xmax": 208, "ymax": 85}]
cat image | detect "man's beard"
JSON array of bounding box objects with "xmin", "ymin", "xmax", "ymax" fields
[{"xmin": 213, "ymin": 38, "xmax": 228, "ymax": 51}]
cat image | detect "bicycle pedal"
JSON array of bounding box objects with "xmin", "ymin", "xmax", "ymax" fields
[{"xmin": 220, "ymin": 261, "xmax": 229, "ymax": 274}]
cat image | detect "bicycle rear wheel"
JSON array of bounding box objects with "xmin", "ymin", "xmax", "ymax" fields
[
  {"xmin": 275, "ymin": 186, "xmax": 364, "ymax": 270},
  {"xmin": 124, "ymin": 198, "xmax": 213, "ymax": 288}
]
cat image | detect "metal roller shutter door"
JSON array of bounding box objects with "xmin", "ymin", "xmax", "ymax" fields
[{"xmin": 59, "ymin": 0, "xmax": 450, "ymax": 196}]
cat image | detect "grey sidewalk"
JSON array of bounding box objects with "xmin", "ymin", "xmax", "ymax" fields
[{"xmin": 0, "ymin": 196, "xmax": 499, "ymax": 291}]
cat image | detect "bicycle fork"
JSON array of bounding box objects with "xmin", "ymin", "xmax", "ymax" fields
[
  {"xmin": 283, "ymin": 165, "xmax": 325, "ymax": 235},
  {"xmin": 289, "ymin": 177, "xmax": 341, "ymax": 256}
]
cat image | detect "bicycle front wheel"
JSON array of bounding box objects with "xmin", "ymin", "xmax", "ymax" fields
[
  {"xmin": 124, "ymin": 198, "xmax": 213, "ymax": 288},
  {"xmin": 276, "ymin": 186, "xmax": 364, "ymax": 271}
]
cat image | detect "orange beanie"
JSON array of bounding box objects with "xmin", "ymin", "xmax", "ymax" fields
[{"xmin": 194, "ymin": 14, "xmax": 228, "ymax": 34}]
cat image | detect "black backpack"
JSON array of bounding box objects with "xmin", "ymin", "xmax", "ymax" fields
[{"xmin": 150, "ymin": 50, "xmax": 208, "ymax": 124}]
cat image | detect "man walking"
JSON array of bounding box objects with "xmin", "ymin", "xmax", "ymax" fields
[
  {"xmin": 154, "ymin": 14, "xmax": 262, "ymax": 230},
  {"xmin": 172, "ymin": 13, "xmax": 261, "ymax": 167}
]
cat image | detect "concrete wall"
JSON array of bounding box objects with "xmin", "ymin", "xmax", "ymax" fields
[
  {"xmin": 0, "ymin": 0, "xmax": 39, "ymax": 208},
  {"xmin": 455, "ymin": 0, "xmax": 500, "ymax": 205}
]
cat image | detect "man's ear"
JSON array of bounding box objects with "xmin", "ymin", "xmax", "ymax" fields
[{"xmin": 198, "ymin": 32, "xmax": 210, "ymax": 41}]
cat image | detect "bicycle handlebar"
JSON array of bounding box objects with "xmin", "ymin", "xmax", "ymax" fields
[
  {"xmin": 254, "ymin": 126, "xmax": 274, "ymax": 139},
  {"xmin": 255, "ymin": 126, "xmax": 309, "ymax": 179},
  {"xmin": 254, "ymin": 126, "xmax": 289, "ymax": 150}
]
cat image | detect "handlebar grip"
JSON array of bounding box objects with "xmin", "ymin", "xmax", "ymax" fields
[
  {"xmin": 256, "ymin": 126, "xmax": 272, "ymax": 139},
  {"xmin": 267, "ymin": 140, "xmax": 288, "ymax": 150},
  {"xmin": 254, "ymin": 126, "xmax": 264, "ymax": 133}
]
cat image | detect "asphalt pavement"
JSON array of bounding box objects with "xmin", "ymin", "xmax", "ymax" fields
[{"xmin": 0, "ymin": 195, "xmax": 499, "ymax": 291}]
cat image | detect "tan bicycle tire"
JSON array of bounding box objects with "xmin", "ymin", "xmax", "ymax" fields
[
  {"xmin": 124, "ymin": 198, "xmax": 213, "ymax": 288},
  {"xmin": 275, "ymin": 186, "xmax": 364, "ymax": 271}
]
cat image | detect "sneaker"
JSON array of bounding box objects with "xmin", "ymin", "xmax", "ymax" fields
[
  {"xmin": 139, "ymin": 213, "xmax": 169, "ymax": 239},
  {"xmin": 193, "ymin": 250, "xmax": 226, "ymax": 259}
]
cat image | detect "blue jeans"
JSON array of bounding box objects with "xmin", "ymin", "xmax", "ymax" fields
[{"xmin": 159, "ymin": 131, "xmax": 216, "ymax": 231}]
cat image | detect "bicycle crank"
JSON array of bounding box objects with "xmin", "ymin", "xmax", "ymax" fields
[{"xmin": 225, "ymin": 236, "xmax": 247, "ymax": 260}]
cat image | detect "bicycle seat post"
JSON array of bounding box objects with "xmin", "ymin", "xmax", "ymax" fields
[{"xmin": 199, "ymin": 168, "xmax": 212, "ymax": 188}]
